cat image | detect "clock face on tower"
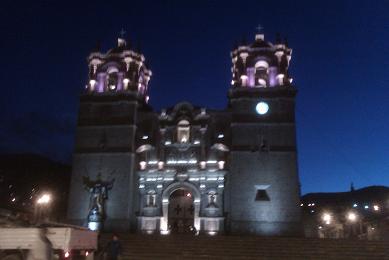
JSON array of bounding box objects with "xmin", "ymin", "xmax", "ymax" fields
[{"xmin": 256, "ymin": 102, "xmax": 269, "ymax": 115}]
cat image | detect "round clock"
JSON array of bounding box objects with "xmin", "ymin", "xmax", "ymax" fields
[{"xmin": 256, "ymin": 102, "xmax": 269, "ymax": 115}]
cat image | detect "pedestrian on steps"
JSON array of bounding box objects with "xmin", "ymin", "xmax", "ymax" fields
[{"xmin": 104, "ymin": 233, "xmax": 122, "ymax": 260}]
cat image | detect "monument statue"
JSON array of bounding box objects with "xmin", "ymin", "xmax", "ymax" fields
[{"xmin": 83, "ymin": 174, "xmax": 115, "ymax": 231}]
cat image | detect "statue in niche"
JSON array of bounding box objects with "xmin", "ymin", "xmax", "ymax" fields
[
  {"xmin": 206, "ymin": 191, "xmax": 218, "ymax": 208},
  {"xmin": 83, "ymin": 173, "xmax": 115, "ymax": 231},
  {"xmin": 146, "ymin": 190, "xmax": 157, "ymax": 207}
]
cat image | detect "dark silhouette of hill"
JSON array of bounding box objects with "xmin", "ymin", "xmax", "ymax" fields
[
  {"xmin": 0, "ymin": 153, "xmax": 71, "ymax": 220},
  {"xmin": 302, "ymin": 186, "xmax": 389, "ymax": 206}
]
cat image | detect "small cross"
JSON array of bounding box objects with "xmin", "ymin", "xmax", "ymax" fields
[
  {"xmin": 119, "ymin": 28, "xmax": 126, "ymax": 38},
  {"xmin": 256, "ymin": 24, "xmax": 264, "ymax": 33},
  {"xmin": 188, "ymin": 205, "xmax": 194, "ymax": 215},
  {"xmin": 174, "ymin": 204, "xmax": 182, "ymax": 215}
]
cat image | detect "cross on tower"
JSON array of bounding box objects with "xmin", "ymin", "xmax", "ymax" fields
[{"xmin": 256, "ymin": 24, "xmax": 264, "ymax": 33}]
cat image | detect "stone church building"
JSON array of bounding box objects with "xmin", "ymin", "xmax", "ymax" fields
[{"xmin": 67, "ymin": 32, "xmax": 302, "ymax": 236}]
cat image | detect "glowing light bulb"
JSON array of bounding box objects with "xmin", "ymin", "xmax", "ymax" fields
[
  {"xmin": 37, "ymin": 194, "xmax": 51, "ymax": 204},
  {"xmin": 218, "ymin": 161, "xmax": 225, "ymax": 170},
  {"xmin": 200, "ymin": 161, "xmax": 206, "ymax": 169},
  {"xmin": 89, "ymin": 79, "xmax": 96, "ymax": 86},
  {"xmin": 258, "ymin": 78, "xmax": 267, "ymax": 87},
  {"xmin": 347, "ymin": 212, "xmax": 357, "ymax": 222},
  {"xmin": 139, "ymin": 161, "xmax": 147, "ymax": 170},
  {"xmin": 158, "ymin": 161, "xmax": 164, "ymax": 170},
  {"xmin": 240, "ymin": 75, "xmax": 248, "ymax": 87},
  {"xmin": 322, "ymin": 213, "xmax": 332, "ymax": 225}
]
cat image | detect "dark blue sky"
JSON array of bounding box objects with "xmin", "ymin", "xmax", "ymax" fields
[{"xmin": 0, "ymin": 1, "xmax": 388, "ymax": 194}]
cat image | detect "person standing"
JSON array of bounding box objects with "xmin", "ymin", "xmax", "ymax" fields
[{"xmin": 104, "ymin": 234, "xmax": 122, "ymax": 260}]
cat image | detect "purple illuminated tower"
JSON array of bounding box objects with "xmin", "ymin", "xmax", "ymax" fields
[
  {"xmin": 226, "ymin": 33, "xmax": 301, "ymax": 235},
  {"xmin": 67, "ymin": 37, "xmax": 152, "ymax": 231}
]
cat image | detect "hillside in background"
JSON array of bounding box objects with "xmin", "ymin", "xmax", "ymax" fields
[{"xmin": 0, "ymin": 153, "xmax": 71, "ymax": 220}]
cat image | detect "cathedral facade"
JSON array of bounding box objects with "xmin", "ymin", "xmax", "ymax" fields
[{"xmin": 67, "ymin": 33, "xmax": 302, "ymax": 236}]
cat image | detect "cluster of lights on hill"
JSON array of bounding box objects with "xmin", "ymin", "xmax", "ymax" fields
[{"xmin": 302, "ymin": 201, "xmax": 384, "ymax": 231}]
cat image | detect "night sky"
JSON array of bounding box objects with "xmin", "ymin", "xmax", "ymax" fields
[{"xmin": 1, "ymin": 1, "xmax": 388, "ymax": 194}]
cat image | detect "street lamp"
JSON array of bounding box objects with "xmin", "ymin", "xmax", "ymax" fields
[
  {"xmin": 37, "ymin": 194, "xmax": 51, "ymax": 204},
  {"xmin": 347, "ymin": 212, "xmax": 357, "ymax": 222},
  {"xmin": 35, "ymin": 193, "xmax": 52, "ymax": 223},
  {"xmin": 322, "ymin": 213, "xmax": 332, "ymax": 225}
]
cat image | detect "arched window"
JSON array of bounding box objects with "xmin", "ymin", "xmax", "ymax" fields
[
  {"xmin": 255, "ymin": 60, "xmax": 269, "ymax": 87},
  {"xmin": 106, "ymin": 67, "xmax": 119, "ymax": 91},
  {"xmin": 177, "ymin": 120, "xmax": 190, "ymax": 143},
  {"xmin": 254, "ymin": 60, "xmax": 269, "ymax": 70}
]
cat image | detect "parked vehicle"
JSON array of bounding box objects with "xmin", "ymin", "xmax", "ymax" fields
[{"xmin": 0, "ymin": 212, "xmax": 97, "ymax": 259}]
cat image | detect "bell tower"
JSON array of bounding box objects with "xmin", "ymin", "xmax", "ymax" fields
[
  {"xmin": 67, "ymin": 37, "xmax": 152, "ymax": 231},
  {"xmin": 226, "ymin": 33, "xmax": 302, "ymax": 235}
]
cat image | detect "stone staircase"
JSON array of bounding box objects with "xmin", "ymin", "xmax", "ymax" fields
[{"xmin": 99, "ymin": 233, "xmax": 389, "ymax": 259}]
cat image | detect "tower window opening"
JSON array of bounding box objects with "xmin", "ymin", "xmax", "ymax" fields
[
  {"xmin": 107, "ymin": 72, "xmax": 118, "ymax": 91},
  {"xmin": 255, "ymin": 190, "xmax": 270, "ymax": 201},
  {"xmin": 177, "ymin": 120, "xmax": 190, "ymax": 143},
  {"xmin": 254, "ymin": 60, "xmax": 269, "ymax": 88}
]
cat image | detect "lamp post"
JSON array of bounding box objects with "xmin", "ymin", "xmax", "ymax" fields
[
  {"xmin": 346, "ymin": 211, "xmax": 359, "ymax": 238},
  {"xmin": 35, "ymin": 193, "xmax": 52, "ymax": 223}
]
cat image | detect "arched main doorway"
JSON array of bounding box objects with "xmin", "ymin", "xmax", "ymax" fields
[
  {"xmin": 160, "ymin": 182, "xmax": 200, "ymax": 235},
  {"xmin": 168, "ymin": 189, "xmax": 194, "ymax": 233}
]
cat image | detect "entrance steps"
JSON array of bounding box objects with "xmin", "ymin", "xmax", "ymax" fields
[{"xmin": 100, "ymin": 233, "xmax": 389, "ymax": 259}]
